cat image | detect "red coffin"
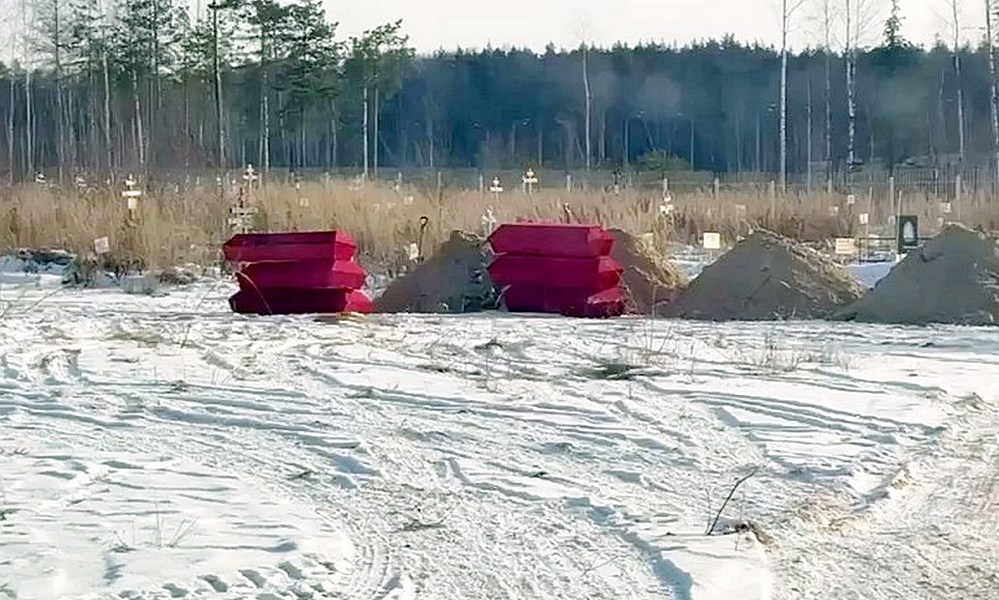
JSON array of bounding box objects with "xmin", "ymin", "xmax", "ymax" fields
[
  {"xmin": 487, "ymin": 254, "xmax": 622, "ymax": 290},
  {"xmin": 487, "ymin": 223, "xmax": 614, "ymax": 258},
  {"xmin": 502, "ymin": 285, "xmax": 625, "ymax": 318},
  {"xmin": 223, "ymin": 231, "xmax": 357, "ymax": 263},
  {"xmin": 230, "ymin": 288, "xmax": 373, "ymax": 315},
  {"xmin": 237, "ymin": 259, "xmax": 366, "ymax": 291}
]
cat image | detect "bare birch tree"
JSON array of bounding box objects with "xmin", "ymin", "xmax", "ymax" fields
[
  {"xmin": 845, "ymin": 0, "xmax": 856, "ymax": 182},
  {"xmin": 987, "ymin": 0, "xmax": 999, "ymax": 179},
  {"xmin": 842, "ymin": 0, "xmax": 880, "ymax": 184},
  {"xmin": 780, "ymin": 0, "xmax": 807, "ymax": 191},
  {"xmin": 821, "ymin": 0, "xmax": 835, "ymax": 179},
  {"xmin": 947, "ymin": 0, "xmax": 967, "ymax": 163},
  {"xmin": 583, "ymin": 42, "xmax": 591, "ymax": 174}
]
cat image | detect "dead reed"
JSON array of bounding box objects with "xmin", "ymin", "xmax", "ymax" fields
[{"xmin": 1, "ymin": 180, "xmax": 995, "ymax": 272}]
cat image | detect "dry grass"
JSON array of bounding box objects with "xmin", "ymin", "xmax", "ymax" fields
[{"xmin": 2, "ymin": 179, "xmax": 997, "ymax": 273}]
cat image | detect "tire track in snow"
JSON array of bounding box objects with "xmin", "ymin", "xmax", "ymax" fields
[
  {"xmin": 278, "ymin": 339, "xmax": 678, "ymax": 599},
  {"xmin": 769, "ymin": 394, "xmax": 999, "ymax": 600},
  {"xmin": 6, "ymin": 285, "xmax": 999, "ymax": 599},
  {"xmin": 0, "ymin": 320, "xmax": 388, "ymax": 599}
]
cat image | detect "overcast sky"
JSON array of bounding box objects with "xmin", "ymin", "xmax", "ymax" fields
[{"xmin": 325, "ymin": 0, "xmax": 972, "ymax": 54}]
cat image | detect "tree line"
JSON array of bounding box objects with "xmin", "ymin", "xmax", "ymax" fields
[{"xmin": 2, "ymin": 0, "xmax": 999, "ymax": 185}]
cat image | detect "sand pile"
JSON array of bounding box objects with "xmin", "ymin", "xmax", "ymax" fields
[
  {"xmin": 662, "ymin": 229, "xmax": 865, "ymax": 321},
  {"xmin": 607, "ymin": 229, "xmax": 687, "ymax": 313},
  {"xmin": 373, "ymin": 230, "xmax": 497, "ymax": 313},
  {"xmin": 835, "ymin": 224, "xmax": 999, "ymax": 326}
]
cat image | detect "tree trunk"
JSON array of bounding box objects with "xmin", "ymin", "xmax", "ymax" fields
[
  {"xmin": 53, "ymin": 0, "xmax": 65, "ymax": 183},
  {"xmin": 87, "ymin": 69, "xmax": 99, "ymax": 172},
  {"xmin": 953, "ymin": 0, "xmax": 965, "ymax": 164},
  {"xmin": 824, "ymin": 0, "xmax": 833, "ymax": 175},
  {"xmin": 779, "ymin": 0, "xmax": 789, "ymax": 190},
  {"xmin": 373, "ymin": 85, "xmax": 379, "ymax": 177},
  {"xmin": 149, "ymin": 0, "xmax": 160, "ymax": 167},
  {"xmin": 7, "ymin": 75, "xmax": 14, "ymax": 183},
  {"xmin": 103, "ymin": 44, "xmax": 113, "ymax": 174},
  {"xmin": 735, "ymin": 112, "xmax": 742, "ymax": 172},
  {"xmin": 362, "ymin": 84, "xmax": 369, "ymax": 179},
  {"xmin": 988, "ymin": 0, "xmax": 999, "ymax": 182},
  {"xmin": 755, "ymin": 112, "xmax": 761, "ymax": 172},
  {"xmin": 583, "ymin": 44, "xmax": 592, "ymax": 173},
  {"xmin": 331, "ymin": 99, "xmax": 338, "ymax": 168},
  {"xmin": 807, "ymin": 78, "xmax": 813, "ymax": 192},
  {"xmin": 599, "ymin": 110, "xmax": 606, "ymax": 165},
  {"xmin": 846, "ymin": 0, "xmax": 856, "ymax": 186},
  {"xmin": 212, "ymin": 4, "xmax": 225, "ymax": 179},
  {"xmin": 132, "ymin": 69, "xmax": 145, "ymax": 167},
  {"xmin": 25, "ymin": 68, "xmax": 33, "ymax": 178},
  {"xmin": 537, "ymin": 126, "xmax": 543, "ymax": 167},
  {"xmin": 426, "ymin": 104, "xmax": 434, "ymax": 169},
  {"xmin": 260, "ymin": 30, "xmax": 270, "ymax": 182}
]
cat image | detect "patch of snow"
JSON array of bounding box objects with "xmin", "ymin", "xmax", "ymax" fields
[
  {"xmin": 666, "ymin": 244, "xmax": 716, "ymax": 280},
  {"xmin": 0, "ymin": 278, "xmax": 996, "ymax": 599},
  {"xmin": 845, "ymin": 261, "xmax": 894, "ymax": 289},
  {"xmin": 664, "ymin": 530, "xmax": 773, "ymax": 600}
]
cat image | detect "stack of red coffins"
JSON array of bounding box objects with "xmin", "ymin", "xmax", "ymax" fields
[
  {"xmin": 222, "ymin": 231, "xmax": 373, "ymax": 315},
  {"xmin": 486, "ymin": 223, "xmax": 626, "ymax": 318}
]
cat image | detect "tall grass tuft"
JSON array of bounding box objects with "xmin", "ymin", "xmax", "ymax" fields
[{"xmin": 2, "ymin": 180, "xmax": 994, "ymax": 272}]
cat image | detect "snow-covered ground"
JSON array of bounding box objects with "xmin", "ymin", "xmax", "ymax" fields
[{"xmin": 1, "ymin": 278, "xmax": 998, "ymax": 600}]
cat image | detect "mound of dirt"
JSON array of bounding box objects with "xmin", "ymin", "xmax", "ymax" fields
[
  {"xmin": 662, "ymin": 229, "xmax": 864, "ymax": 321},
  {"xmin": 835, "ymin": 224, "xmax": 999, "ymax": 326},
  {"xmin": 373, "ymin": 230, "xmax": 497, "ymax": 313},
  {"xmin": 607, "ymin": 229, "xmax": 687, "ymax": 313}
]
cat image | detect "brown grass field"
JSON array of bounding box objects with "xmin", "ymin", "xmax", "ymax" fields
[{"xmin": 2, "ymin": 180, "xmax": 996, "ymax": 273}]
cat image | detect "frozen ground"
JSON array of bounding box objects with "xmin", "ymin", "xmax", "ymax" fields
[{"xmin": 1, "ymin": 278, "xmax": 998, "ymax": 600}]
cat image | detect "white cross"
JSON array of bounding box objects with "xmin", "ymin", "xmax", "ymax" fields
[
  {"xmin": 243, "ymin": 164, "xmax": 258, "ymax": 184},
  {"xmin": 522, "ymin": 167, "xmax": 538, "ymax": 193},
  {"xmin": 122, "ymin": 174, "xmax": 142, "ymax": 210}
]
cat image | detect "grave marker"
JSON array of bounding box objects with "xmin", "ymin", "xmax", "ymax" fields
[
  {"xmin": 522, "ymin": 167, "xmax": 538, "ymax": 194},
  {"xmin": 122, "ymin": 175, "xmax": 141, "ymax": 212},
  {"xmin": 489, "ymin": 176, "xmax": 503, "ymax": 201},
  {"xmin": 896, "ymin": 215, "xmax": 919, "ymax": 254},
  {"xmin": 702, "ymin": 232, "xmax": 722, "ymax": 250},
  {"xmin": 834, "ymin": 237, "xmax": 856, "ymax": 256}
]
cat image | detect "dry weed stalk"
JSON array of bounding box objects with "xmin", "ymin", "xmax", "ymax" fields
[{"xmin": 2, "ymin": 181, "xmax": 995, "ymax": 272}]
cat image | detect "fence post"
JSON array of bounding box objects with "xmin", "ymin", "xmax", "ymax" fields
[
  {"xmin": 769, "ymin": 180, "xmax": 777, "ymax": 219},
  {"xmin": 888, "ymin": 176, "xmax": 895, "ymax": 212},
  {"xmin": 713, "ymin": 177, "xmax": 720, "ymax": 198}
]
